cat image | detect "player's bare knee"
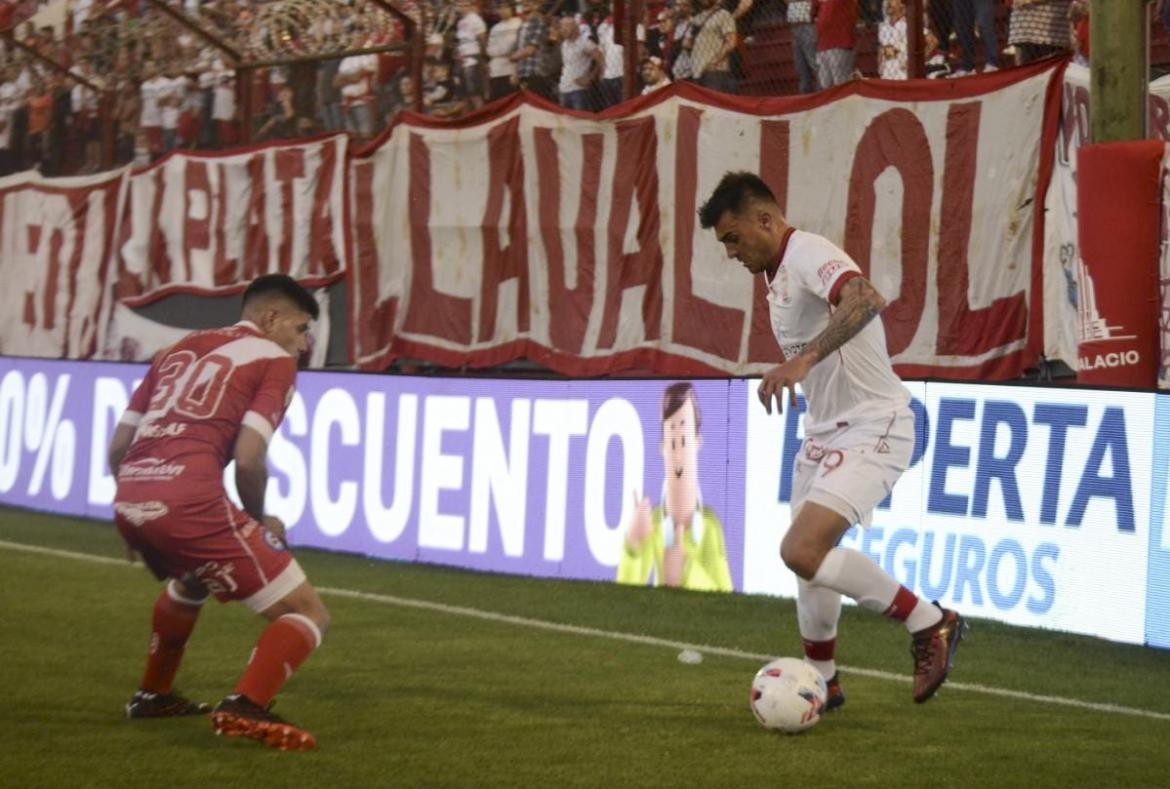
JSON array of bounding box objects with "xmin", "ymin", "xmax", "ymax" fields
[
  {"xmin": 310, "ymin": 599, "xmax": 331, "ymax": 635},
  {"xmin": 780, "ymin": 535, "xmax": 819, "ymax": 580},
  {"xmin": 294, "ymin": 584, "xmax": 330, "ymax": 635},
  {"xmin": 263, "ymin": 581, "xmax": 330, "ymax": 634}
]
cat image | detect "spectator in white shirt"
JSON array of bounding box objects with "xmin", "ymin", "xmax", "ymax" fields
[
  {"xmin": 210, "ymin": 59, "xmax": 237, "ymax": 149},
  {"xmin": 179, "ymin": 68, "xmax": 206, "ymax": 148},
  {"xmin": 486, "ymin": 1, "xmax": 522, "ymax": 102},
  {"xmin": 0, "ymin": 65, "xmax": 19, "ymax": 176},
  {"xmin": 455, "ymin": 0, "xmax": 487, "ymax": 108},
  {"xmin": 139, "ymin": 61, "xmax": 167, "ymax": 159},
  {"xmin": 558, "ymin": 15, "xmax": 601, "ymax": 112},
  {"xmin": 71, "ymin": 0, "xmax": 95, "ymax": 31},
  {"xmin": 878, "ymin": 0, "xmax": 908, "ymax": 80},
  {"xmin": 595, "ymin": 17, "xmax": 624, "ymax": 109},
  {"xmin": 336, "ymin": 52, "xmax": 378, "ymax": 139},
  {"xmin": 159, "ymin": 64, "xmax": 187, "ymax": 154}
]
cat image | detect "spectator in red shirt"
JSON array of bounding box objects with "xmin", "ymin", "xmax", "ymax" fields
[{"xmin": 814, "ymin": 0, "xmax": 857, "ymax": 89}]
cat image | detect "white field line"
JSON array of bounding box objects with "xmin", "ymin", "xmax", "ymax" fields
[{"xmin": 3, "ymin": 538, "xmax": 1170, "ymax": 723}]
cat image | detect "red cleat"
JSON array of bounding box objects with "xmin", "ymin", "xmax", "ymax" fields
[
  {"xmin": 824, "ymin": 672, "xmax": 846, "ymax": 711},
  {"xmin": 211, "ymin": 694, "xmax": 316, "ymax": 751},
  {"xmin": 910, "ymin": 603, "xmax": 967, "ymax": 703}
]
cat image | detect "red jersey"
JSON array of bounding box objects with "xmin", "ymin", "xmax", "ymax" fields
[
  {"xmin": 814, "ymin": 0, "xmax": 857, "ymax": 52},
  {"xmin": 117, "ymin": 321, "xmax": 296, "ymax": 499}
]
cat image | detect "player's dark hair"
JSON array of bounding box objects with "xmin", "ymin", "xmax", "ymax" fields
[
  {"xmin": 242, "ymin": 274, "xmax": 320, "ymax": 320},
  {"xmin": 698, "ymin": 171, "xmax": 778, "ymax": 229},
  {"xmin": 662, "ymin": 381, "xmax": 701, "ymax": 433}
]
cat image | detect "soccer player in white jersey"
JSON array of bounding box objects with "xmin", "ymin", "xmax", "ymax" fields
[{"xmin": 699, "ymin": 172, "xmax": 966, "ymax": 706}]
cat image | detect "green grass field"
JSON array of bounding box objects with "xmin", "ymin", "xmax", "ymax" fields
[{"xmin": 2, "ymin": 507, "xmax": 1168, "ymax": 788}]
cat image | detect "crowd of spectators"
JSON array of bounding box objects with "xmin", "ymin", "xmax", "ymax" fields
[{"xmin": 0, "ymin": 0, "xmax": 1092, "ymax": 177}]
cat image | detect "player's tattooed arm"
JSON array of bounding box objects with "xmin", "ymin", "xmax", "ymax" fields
[
  {"xmin": 801, "ymin": 276, "xmax": 886, "ymax": 364},
  {"xmin": 757, "ymin": 275, "xmax": 887, "ymax": 415}
]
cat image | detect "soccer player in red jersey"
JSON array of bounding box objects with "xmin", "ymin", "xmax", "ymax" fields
[
  {"xmin": 700, "ymin": 172, "xmax": 966, "ymax": 706},
  {"xmin": 109, "ymin": 274, "xmax": 328, "ymax": 751}
]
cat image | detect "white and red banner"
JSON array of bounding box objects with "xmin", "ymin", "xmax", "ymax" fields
[
  {"xmin": 0, "ymin": 168, "xmax": 128, "ymax": 359},
  {"xmin": 1044, "ymin": 64, "xmax": 1170, "ymax": 373},
  {"xmin": 350, "ymin": 59, "xmax": 1064, "ymax": 378},
  {"xmin": 116, "ymin": 134, "xmax": 349, "ymax": 306},
  {"xmin": 102, "ymin": 287, "xmax": 334, "ymax": 367},
  {"xmin": 1075, "ymin": 140, "xmax": 1162, "ymax": 387}
]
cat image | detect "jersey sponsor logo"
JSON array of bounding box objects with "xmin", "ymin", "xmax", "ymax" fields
[
  {"xmin": 119, "ymin": 457, "xmax": 187, "ymax": 481},
  {"xmin": 817, "ymin": 259, "xmax": 846, "ymax": 287},
  {"xmin": 114, "ymin": 500, "xmax": 170, "ymax": 526},
  {"xmin": 135, "ymin": 420, "xmax": 187, "ymax": 439}
]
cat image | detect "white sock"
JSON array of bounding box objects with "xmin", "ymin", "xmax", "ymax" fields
[
  {"xmin": 796, "ymin": 576, "xmax": 841, "ymax": 680},
  {"xmin": 811, "ymin": 547, "xmax": 901, "ymax": 613},
  {"xmin": 905, "ymin": 599, "xmax": 944, "ymax": 634},
  {"xmin": 812, "ymin": 547, "xmax": 941, "ymax": 632}
]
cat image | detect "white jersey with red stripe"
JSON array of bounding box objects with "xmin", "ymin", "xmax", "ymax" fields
[
  {"xmin": 116, "ymin": 320, "xmax": 296, "ymax": 497},
  {"xmin": 765, "ymin": 229, "xmax": 910, "ymax": 434}
]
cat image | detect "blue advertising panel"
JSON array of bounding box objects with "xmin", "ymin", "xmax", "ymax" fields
[
  {"xmin": 1, "ymin": 355, "xmax": 1168, "ymax": 647},
  {"xmin": 1146, "ymin": 396, "xmax": 1170, "ymax": 648},
  {"xmin": 743, "ymin": 382, "xmax": 1159, "ymax": 645},
  {"xmin": 0, "ymin": 358, "xmax": 748, "ymax": 590}
]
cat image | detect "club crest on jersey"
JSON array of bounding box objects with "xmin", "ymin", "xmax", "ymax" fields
[{"xmin": 263, "ymin": 528, "xmax": 286, "ymax": 552}]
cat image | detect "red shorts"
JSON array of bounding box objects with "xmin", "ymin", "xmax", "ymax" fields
[{"xmin": 114, "ymin": 495, "xmax": 305, "ymax": 612}]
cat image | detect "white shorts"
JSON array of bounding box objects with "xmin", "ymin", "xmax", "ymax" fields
[{"xmin": 792, "ymin": 407, "xmax": 915, "ymax": 527}]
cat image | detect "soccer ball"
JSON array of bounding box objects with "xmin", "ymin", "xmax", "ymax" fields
[{"xmin": 749, "ymin": 658, "xmax": 828, "ymax": 733}]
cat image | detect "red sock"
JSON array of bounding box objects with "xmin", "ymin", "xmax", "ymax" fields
[
  {"xmin": 882, "ymin": 585, "xmax": 919, "ymax": 621},
  {"xmin": 802, "ymin": 637, "xmax": 836, "ymax": 662},
  {"xmin": 140, "ymin": 582, "xmax": 204, "ymax": 694},
  {"xmin": 234, "ymin": 614, "xmax": 321, "ymax": 707}
]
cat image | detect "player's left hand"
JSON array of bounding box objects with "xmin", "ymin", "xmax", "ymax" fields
[
  {"xmin": 757, "ymin": 355, "xmax": 814, "ymax": 415},
  {"xmin": 263, "ymin": 515, "xmax": 288, "ymax": 548}
]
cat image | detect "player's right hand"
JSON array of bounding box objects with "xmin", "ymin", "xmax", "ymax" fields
[
  {"xmin": 624, "ymin": 491, "xmax": 653, "ymax": 550},
  {"xmin": 757, "ymin": 357, "xmax": 810, "ymax": 415},
  {"xmin": 263, "ymin": 515, "xmax": 288, "ymax": 548}
]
